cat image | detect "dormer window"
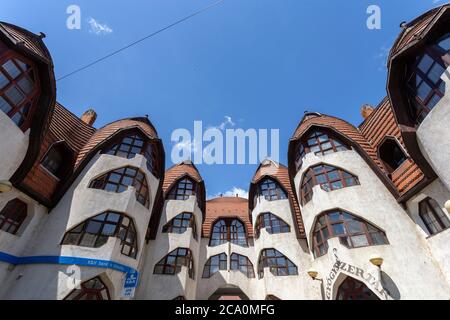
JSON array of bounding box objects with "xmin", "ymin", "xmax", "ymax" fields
[
  {"xmin": 103, "ymin": 133, "xmax": 158, "ymax": 176},
  {"xmin": 257, "ymin": 178, "xmax": 287, "ymax": 201},
  {"xmin": 0, "ymin": 56, "xmax": 38, "ymax": 131},
  {"xmin": 167, "ymin": 177, "xmax": 197, "ymax": 201},
  {"xmin": 40, "ymin": 142, "xmax": 72, "ymax": 179},
  {"xmin": 378, "ymin": 138, "xmax": 407, "ymax": 174},
  {"xmin": 407, "ymin": 33, "xmax": 449, "ymax": 124},
  {"xmin": 295, "ymin": 130, "xmax": 349, "ymax": 170}
]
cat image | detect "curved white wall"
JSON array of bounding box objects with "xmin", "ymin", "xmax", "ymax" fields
[
  {"xmin": 137, "ymin": 195, "xmax": 202, "ymax": 300},
  {"xmin": 293, "ymin": 149, "xmax": 450, "ymax": 299},
  {"xmin": 1, "ymin": 151, "xmax": 160, "ymax": 300},
  {"xmin": 0, "ymin": 111, "xmax": 29, "ymax": 181},
  {"xmin": 417, "ymin": 66, "xmax": 450, "ymax": 191}
]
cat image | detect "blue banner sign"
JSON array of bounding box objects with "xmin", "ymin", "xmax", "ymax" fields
[{"xmin": 0, "ymin": 251, "xmax": 139, "ymax": 291}]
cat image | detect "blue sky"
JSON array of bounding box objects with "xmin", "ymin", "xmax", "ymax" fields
[{"xmin": 0, "ymin": 0, "xmax": 445, "ymax": 198}]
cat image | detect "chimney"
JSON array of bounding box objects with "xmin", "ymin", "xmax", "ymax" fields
[
  {"xmin": 361, "ymin": 104, "xmax": 375, "ymax": 120},
  {"xmin": 81, "ymin": 109, "xmax": 97, "ymax": 126}
]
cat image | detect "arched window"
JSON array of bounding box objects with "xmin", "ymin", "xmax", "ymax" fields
[
  {"xmin": 40, "ymin": 142, "xmax": 72, "ymax": 179},
  {"xmin": 295, "ymin": 131, "xmax": 349, "ymax": 169},
  {"xmin": 0, "ymin": 198, "xmax": 27, "ymax": 235},
  {"xmin": 209, "ymin": 218, "xmax": 248, "ymax": 247},
  {"xmin": 257, "ymin": 178, "xmax": 287, "ymax": 201},
  {"xmin": 258, "ymin": 249, "xmax": 298, "ymax": 279},
  {"xmin": 154, "ymin": 248, "xmax": 195, "ymax": 279},
  {"xmin": 336, "ymin": 277, "xmax": 379, "ymax": 300},
  {"xmin": 312, "ymin": 210, "xmax": 388, "ymax": 258},
  {"xmin": 89, "ymin": 166, "xmax": 150, "ymax": 208},
  {"xmin": 419, "ymin": 197, "xmax": 450, "ymax": 235},
  {"xmin": 167, "ymin": 177, "xmax": 197, "ymax": 201},
  {"xmin": 230, "ymin": 253, "xmax": 255, "ymax": 278},
  {"xmin": 64, "ymin": 277, "xmax": 111, "ymax": 300},
  {"xmin": 0, "ymin": 55, "xmax": 39, "ymax": 131},
  {"xmin": 255, "ymin": 212, "xmax": 290, "ymax": 239},
  {"xmin": 202, "ymin": 253, "xmax": 227, "ymax": 278},
  {"xmin": 408, "ymin": 33, "xmax": 449, "ymax": 123},
  {"xmin": 300, "ymin": 164, "xmax": 359, "ymax": 205},
  {"xmin": 102, "ymin": 133, "xmax": 158, "ymax": 175},
  {"xmin": 162, "ymin": 212, "xmax": 197, "ymax": 240},
  {"xmin": 378, "ymin": 138, "xmax": 407, "ymax": 174},
  {"xmin": 62, "ymin": 211, "xmax": 138, "ymax": 258}
]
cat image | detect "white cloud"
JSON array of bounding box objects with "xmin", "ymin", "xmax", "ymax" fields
[
  {"xmin": 88, "ymin": 18, "xmax": 113, "ymax": 35},
  {"xmin": 208, "ymin": 187, "xmax": 249, "ymax": 200},
  {"xmin": 219, "ymin": 116, "xmax": 236, "ymax": 130},
  {"xmin": 173, "ymin": 139, "xmax": 198, "ymax": 153},
  {"xmin": 374, "ymin": 45, "xmax": 391, "ymax": 71},
  {"xmin": 207, "ymin": 116, "xmax": 236, "ymax": 131}
]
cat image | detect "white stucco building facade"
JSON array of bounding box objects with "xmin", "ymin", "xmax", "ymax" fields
[{"xmin": 1, "ymin": 4, "xmax": 450, "ymax": 300}]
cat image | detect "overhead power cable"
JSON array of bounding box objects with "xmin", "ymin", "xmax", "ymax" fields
[{"xmin": 56, "ymin": 0, "xmax": 225, "ymax": 82}]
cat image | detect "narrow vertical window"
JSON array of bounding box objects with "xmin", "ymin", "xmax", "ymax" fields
[
  {"xmin": 419, "ymin": 198, "xmax": 450, "ymax": 235},
  {"xmin": 378, "ymin": 138, "xmax": 407, "ymax": 174}
]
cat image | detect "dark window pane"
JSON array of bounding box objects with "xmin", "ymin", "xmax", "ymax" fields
[
  {"xmin": 417, "ymin": 54, "xmax": 433, "ymax": 73},
  {"xmin": 2, "ymin": 60, "xmax": 21, "ymax": 78},
  {"xmin": 417, "ymin": 82, "xmax": 432, "ymax": 101},
  {"xmin": 428, "ymin": 63, "xmax": 445, "ymax": 84}
]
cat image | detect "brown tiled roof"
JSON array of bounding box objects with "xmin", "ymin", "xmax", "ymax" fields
[
  {"xmin": 162, "ymin": 161, "xmax": 206, "ymax": 222},
  {"xmin": 359, "ymin": 98, "xmax": 425, "ymax": 196},
  {"xmin": 50, "ymin": 103, "xmax": 96, "ymax": 155},
  {"xmin": 388, "ymin": 5, "xmax": 450, "ymax": 59},
  {"xmin": 250, "ymin": 160, "xmax": 305, "ymax": 238},
  {"xmin": 202, "ymin": 197, "xmax": 253, "ymax": 238},
  {"xmin": 75, "ymin": 118, "xmax": 158, "ymax": 167},
  {"xmin": 0, "ymin": 22, "xmax": 52, "ymax": 63},
  {"xmin": 21, "ymin": 102, "xmax": 95, "ymax": 203},
  {"xmin": 163, "ymin": 161, "xmax": 203, "ymax": 194},
  {"xmin": 292, "ymin": 113, "xmax": 383, "ymax": 171}
]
